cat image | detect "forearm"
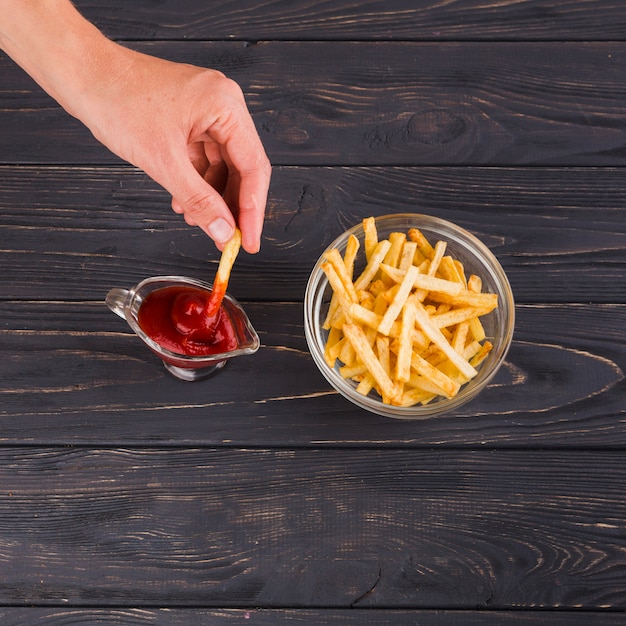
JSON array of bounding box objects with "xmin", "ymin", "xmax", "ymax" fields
[{"xmin": 0, "ymin": 0, "xmax": 131, "ymax": 120}]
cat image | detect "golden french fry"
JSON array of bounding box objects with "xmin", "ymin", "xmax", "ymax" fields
[
  {"xmin": 376, "ymin": 336, "xmax": 391, "ymax": 372},
  {"xmin": 410, "ymin": 352, "xmax": 461, "ymax": 398},
  {"xmin": 343, "ymin": 323, "xmax": 398, "ymax": 400},
  {"xmin": 348, "ymin": 303, "xmax": 383, "ymax": 331},
  {"xmin": 416, "ymin": 275, "xmax": 462, "ymax": 297},
  {"xmin": 470, "ymin": 341, "xmax": 493, "ymax": 367},
  {"xmin": 366, "ymin": 279, "xmax": 387, "ymax": 298},
  {"xmin": 394, "ymin": 387, "xmax": 436, "ymax": 407},
  {"xmin": 340, "ymin": 363, "xmax": 368, "ymax": 379},
  {"xmin": 356, "ymin": 372, "xmax": 375, "ymax": 396},
  {"xmin": 344, "ymin": 235, "xmax": 360, "ymax": 277},
  {"xmin": 413, "ymin": 302, "xmax": 478, "ymax": 381},
  {"xmin": 328, "ymin": 336, "xmax": 346, "ymax": 362},
  {"xmin": 427, "ymin": 290, "xmax": 498, "ymax": 309},
  {"xmin": 348, "ymin": 303, "xmax": 407, "ymax": 340},
  {"xmin": 363, "ymin": 217, "xmax": 378, "ymax": 262},
  {"xmin": 428, "ymin": 241, "xmax": 447, "ymax": 276},
  {"xmin": 378, "ymin": 265, "xmax": 420, "ymax": 336},
  {"xmin": 408, "ymin": 228, "xmax": 435, "ymax": 259},
  {"xmin": 358, "ymin": 290, "xmax": 375, "ymax": 310},
  {"xmin": 381, "ymin": 283, "xmax": 400, "ymax": 304},
  {"xmin": 324, "ymin": 325, "xmax": 343, "ymax": 368},
  {"xmin": 321, "ymin": 262, "xmax": 355, "ymax": 314},
  {"xmin": 206, "ymin": 228, "xmax": 242, "ymax": 316},
  {"xmin": 467, "ymin": 274, "xmax": 482, "ymax": 293},
  {"xmin": 354, "ymin": 239, "xmax": 392, "ymax": 291},
  {"xmin": 467, "ymin": 273, "xmax": 486, "ymax": 341},
  {"xmin": 406, "ymin": 371, "xmax": 454, "ymax": 400},
  {"xmin": 339, "ymin": 333, "xmax": 357, "ymax": 366},
  {"xmin": 462, "ymin": 340, "xmax": 483, "ymax": 361},
  {"xmin": 437, "ymin": 255, "xmax": 465, "ymax": 284},
  {"xmin": 413, "ymin": 240, "xmax": 446, "ymax": 301},
  {"xmin": 396, "ymin": 301, "xmax": 416, "ymax": 383},
  {"xmin": 383, "ymin": 232, "xmax": 407, "ymax": 268},
  {"xmin": 380, "ymin": 264, "xmax": 463, "ymax": 297},
  {"xmin": 323, "ymin": 235, "xmax": 360, "ymax": 329},
  {"xmin": 399, "ymin": 241, "xmax": 418, "ymax": 272},
  {"xmin": 325, "ymin": 248, "xmax": 359, "ymax": 303},
  {"xmin": 454, "ymin": 260, "xmax": 468, "ymax": 286},
  {"xmin": 431, "ymin": 306, "xmax": 496, "ymax": 329},
  {"xmin": 451, "ymin": 320, "xmax": 470, "ymax": 354}
]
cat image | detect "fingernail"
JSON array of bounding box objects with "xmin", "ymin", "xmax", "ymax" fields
[{"xmin": 208, "ymin": 217, "xmax": 234, "ymax": 243}]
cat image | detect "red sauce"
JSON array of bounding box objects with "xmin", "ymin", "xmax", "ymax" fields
[{"xmin": 137, "ymin": 285, "xmax": 238, "ymax": 357}]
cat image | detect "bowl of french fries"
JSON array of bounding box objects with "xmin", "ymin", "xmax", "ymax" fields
[{"xmin": 304, "ymin": 214, "xmax": 515, "ymax": 418}]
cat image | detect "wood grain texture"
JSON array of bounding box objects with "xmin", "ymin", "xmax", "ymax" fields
[
  {"xmin": 0, "ymin": 165, "xmax": 624, "ymax": 304},
  {"xmin": 2, "ymin": 42, "xmax": 626, "ymax": 166},
  {"xmin": 1, "ymin": 1, "xmax": 625, "ymax": 618},
  {"xmin": 0, "ymin": 301, "xmax": 622, "ymax": 447},
  {"xmin": 0, "ymin": 608, "xmax": 623, "ymax": 625},
  {"xmin": 1, "ymin": 447, "xmax": 626, "ymax": 609},
  {"xmin": 72, "ymin": 0, "xmax": 626, "ymax": 41}
]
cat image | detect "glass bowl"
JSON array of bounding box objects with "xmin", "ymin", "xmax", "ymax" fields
[{"xmin": 304, "ymin": 214, "xmax": 515, "ymax": 418}]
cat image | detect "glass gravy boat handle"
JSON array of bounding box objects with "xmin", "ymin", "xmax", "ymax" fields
[{"xmin": 106, "ymin": 288, "xmax": 129, "ymax": 319}]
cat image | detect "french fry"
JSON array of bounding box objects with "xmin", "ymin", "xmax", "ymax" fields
[
  {"xmin": 412, "ymin": 301, "xmax": 478, "ymax": 381},
  {"xmin": 408, "ymin": 228, "xmax": 435, "ymax": 259},
  {"xmin": 396, "ymin": 301, "xmax": 416, "ymax": 383},
  {"xmin": 324, "ymin": 325, "xmax": 343, "ymax": 368},
  {"xmin": 321, "ymin": 262, "xmax": 356, "ymax": 314},
  {"xmin": 414, "ymin": 240, "xmax": 446, "ymax": 301},
  {"xmin": 437, "ymin": 255, "xmax": 465, "ymax": 285},
  {"xmin": 431, "ymin": 306, "xmax": 496, "ymax": 329},
  {"xmin": 363, "ymin": 217, "xmax": 378, "ymax": 262},
  {"xmin": 376, "ymin": 335, "xmax": 392, "ymax": 380},
  {"xmin": 467, "ymin": 272, "xmax": 487, "ymax": 342},
  {"xmin": 323, "ymin": 235, "xmax": 360, "ymax": 329},
  {"xmin": 427, "ymin": 290, "xmax": 498, "ymax": 309},
  {"xmin": 354, "ymin": 239, "xmax": 392, "ymax": 291},
  {"xmin": 381, "ymin": 264, "xmax": 464, "ymax": 297},
  {"xmin": 378, "ymin": 265, "xmax": 420, "ymax": 336},
  {"xmin": 384, "ymin": 232, "xmax": 407, "ymax": 268},
  {"xmin": 467, "ymin": 274, "xmax": 482, "ymax": 293},
  {"xmin": 206, "ymin": 228, "xmax": 242, "ymax": 317},
  {"xmin": 399, "ymin": 241, "xmax": 418, "ymax": 272},
  {"xmin": 343, "ymin": 323, "xmax": 398, "ymax": 400},
  {"xmin": 356, "ymin": 372, "xmax": 375, "ymax": 396},
  {"xmin": 340, "ymin": 363, "xmax": 368, "ymax": 379},
  {"xmin": 394, "ymin": 386, "xmax": 436, "ymax": 407},
  {"xmin": 325, "ymin": 248, "xmax": 359, "ymax": 303},
  {"xmin": 410, "ymin": 352, "xmax": 461, "ymax": 398},
  {"xmin": 470, "ymin": 341, "xmax": 493, "ymax": 367},
  {"xmin": 320, "ymin": 218, "xmax": 499, "ymax": 406},
  {"xmin": 339, "ymin": 333, "xmax": 357, "ymax": 366},
  {"xmin": 344, "ymin": 234, "xmax": 360, "ymax": 278},
  {"xmin": 451, "ymin": 320, "xmax": 470, "ymax": 354}
]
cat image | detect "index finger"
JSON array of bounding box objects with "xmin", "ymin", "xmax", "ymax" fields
[{"xmin": 207, "ymin": 101, "xmax": 271, "ymax": 254}]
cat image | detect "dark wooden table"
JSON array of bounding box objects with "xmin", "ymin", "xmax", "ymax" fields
[{"xmin": 1, "ymin": 1, "xmax": 625, "ymax": 623}]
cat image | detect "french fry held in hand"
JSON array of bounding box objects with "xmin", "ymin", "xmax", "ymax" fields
[
  {"xmin": 321, "ymin": 218, "xmax": 498, "ymax": 407},
  {"xmin": 206, "ymin": 228, "xmax": 242, "ymax": 317}
]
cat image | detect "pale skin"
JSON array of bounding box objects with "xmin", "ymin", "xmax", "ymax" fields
[{"xmin": 0, "ymin": 0, "xmax": 271, "ymax": 253}]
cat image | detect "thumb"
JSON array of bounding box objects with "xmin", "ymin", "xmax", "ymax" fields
[{"xmin": 165, "ymin": 157, "xmax": 236, "ymax": 247}]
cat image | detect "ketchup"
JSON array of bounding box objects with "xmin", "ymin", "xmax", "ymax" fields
[{"xmin": 137, "ymin": 285, "xmax": 238, "ymax": 357}]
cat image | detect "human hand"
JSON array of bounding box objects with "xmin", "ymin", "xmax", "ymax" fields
[
  {"xmin": 0, "ymin": 2, "xmax": 271, "ymax": 251},
  {"xmin": 77, "ymin": 48, "xmax": 271, "ymax": 253}
]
